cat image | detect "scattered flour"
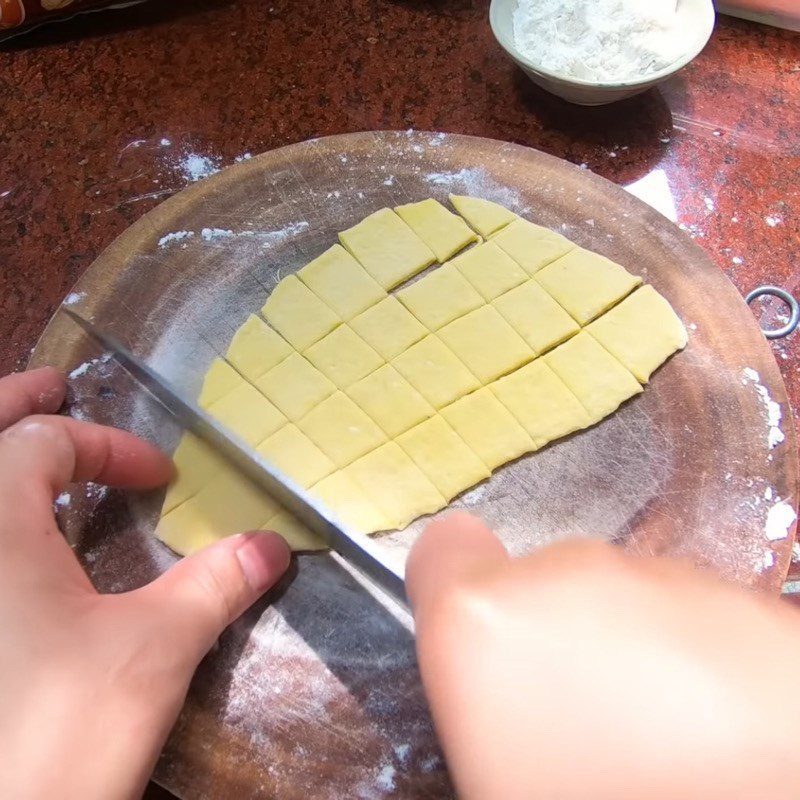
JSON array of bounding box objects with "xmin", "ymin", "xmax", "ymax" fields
[
  {"xmin": 158, "ymin": 230, "xmax": 194, "ymax": 247},
  {"xmin": 64, "ymin": 291, "xmax": 84, "ymax": 306},
  {"xmin": 765, "ymin": 500, "xmax": 797, "ymax": 541},
  {"xmin": 201, "ymin": 227, "xmax": 235, "ymax": 242},
  {"xmin": 55, "ymin": 492, "xmax": 71, "ymax": 508},
  {"xmin": 741, "ymin": 368, "xmax": 784, "ymax": 449},
  {"xmin": 235, "ymin": 152, "xmax": 253, "ymax": 163},
  {"xmin": 68, "ymin": 352, "xmax": 112, "ymax": 379},
  {"xmin": 513, "ymin": 0, "xmax": 686, "ymax": 82},
  {"xmin": 375, "ymin": 764, "xmax": 396, "ymax": 792},
  {"xmin": 425, "ymin": 167, "xmax": 523, "ymax": 211},
  {"xmin": 178, "ymin": 153, "xmax": 221, "ymax": 183}
]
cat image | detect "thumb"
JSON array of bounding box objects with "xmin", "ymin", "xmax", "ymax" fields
[
  {"xmin": 144, "ymin": 531, "xmax": 291, "ymax": 662},
  {"xmin": 406, "ymin": 511, "xmax": 508, "ymax": 624}
]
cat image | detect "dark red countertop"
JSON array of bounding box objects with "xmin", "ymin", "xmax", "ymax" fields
[{"xmin": 1, "ymin": 5, "xmax": 799, "ymax": 797}]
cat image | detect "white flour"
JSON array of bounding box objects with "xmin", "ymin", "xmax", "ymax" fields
[
  {"xmin": 512, "ymin": 0, "xmax": 686, "ymax": 82},
  {"xmin": 765, "ymin": 500, "xmax": 797, "ymax": 542},
  {"xmin": 742, "ymin": 368, "xmax": 785, "ymax": 449}
]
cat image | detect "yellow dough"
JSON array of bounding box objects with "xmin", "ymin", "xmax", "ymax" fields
[
  {"xmin": 346, "ymin": 364, "xmax": 435, "ymax": 438},
  {"xmin": 155, "ymin": 195, "xmax": 685, "ymax": 557},
  {"xmin": 437, "ymin": 306, "xmax": 535, "ymax": 384},
  {"xmin": 256, "ymin": 424, "xmax": 335, "ymax": 488},
  {"xmin": 310, "ymin": 471, "xmax": 392, "ymax": 533},
  {"xmin": 261, "ymin": 275, "xmax": 341, "ymax": 350},
  {"xmin": 491, "ymin": 359, "xmax": 591, "ymax": 448},
  {"xmin": 297, "ymin": 391, "xmax": 387, "ymax": 467},
  {"xmin": 397, "ymin": 415, "xmax": 490, "ymax": 501},
  {"xmin": 297, "ymin": 244, "xmax": 386, "ymax": 320},
  {"xmin": 225, "ymin": 314, "xmax": 292, "ymax": 383},
  {"xmin": 535, "ymin": 249, "xmax": 642, "ymax": 325},
  {"xmin": 442, "ymin": 387, "xmax": 534, "ymax": 471},
  {"xmin": 255, "ymin": 352, "xmax": 336, "ymax": 421},
  {"xmin": 544, "ymin": 331, "xmax": 643, "ymax": 423},
  {"xmin": 449, "ymin": 193, "xmax": 517, "ymax": 237},
  {"xmin": 349, "ymin": 295, "xmax": 427, "ymax": 360},
  {"xmin": 344, "ymin": 442, "xmax": 445, "ymax": 529},
  {"xmin": 198, "ymin": 358, "xmax": 242, "ymax": 408},
  {"xmin": 491, "ymin": 218, "xmax": 575, "ymax": 275},
  {"xmin": 449, "ymin": 240, "xmax": 527, "ymax": 301},
  {"xmin": 585, "ymin": 285, "xmax": 687, "ymax": 383},
  {"xmin": 392, "ymin": 335, "xmax": 480, "ymax": 409},
  {"xmin": 395, "ymin": 198, "xmax": 480, "ymax": 262},
  {"xmin": 207, "ymin": 382, "xmax": 286, "ymax": 446},
  {"xmin": 396, "ymin": 263, "xmax": 483, "ymax": 331},
  {"xmin": 304, "ymin": 325, "xmax": 384, "ymax": 389},
  {"xmin": 339, "ymin": 208, "xmax": 436, "ymax": 289},
  {"xmin": 492, "ymin": 280, "xmax": 580, "ymax": 355}
]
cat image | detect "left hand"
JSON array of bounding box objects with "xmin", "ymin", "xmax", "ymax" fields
[{"xmin": 0, "ymin": 368, "xmax": 291, "ymax": 800}]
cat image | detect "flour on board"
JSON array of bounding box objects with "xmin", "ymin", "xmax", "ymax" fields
[{"xmin": 742, "ymin": 368, "xmax": 785, "ymax": 449}]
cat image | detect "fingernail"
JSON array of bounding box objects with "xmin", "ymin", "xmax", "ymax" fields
[{"xmin": 235, "ymin": 531, "xmax": 291, "ymax": 592}]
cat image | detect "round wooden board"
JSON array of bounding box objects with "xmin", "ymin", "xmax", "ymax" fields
[{"xmin": 32, "ymin": 131, "xmax": 798, "ymax": 800}]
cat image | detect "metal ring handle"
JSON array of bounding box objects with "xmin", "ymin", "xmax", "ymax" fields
[{"xmin": 745, "ymin": 285, "xmax": 800, "ymax": 340}]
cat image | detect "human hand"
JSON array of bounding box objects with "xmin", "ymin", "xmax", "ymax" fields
[
  {"xmin": 407, "ymin": 512, "xmax": 800, "ymax": 800},
  {"xmin": 0, "ymin": 367, "xmax": 291, "ymax": 800}
]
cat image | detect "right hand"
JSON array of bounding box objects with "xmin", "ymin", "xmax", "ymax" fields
[{"xmin": 407, "ymin": 512, "xmax": 800, "ymax": 800}]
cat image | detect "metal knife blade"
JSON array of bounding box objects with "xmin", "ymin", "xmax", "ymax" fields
[{"xmin": 63, "ymin": 308, "xmax": 407, "ymax": 605}]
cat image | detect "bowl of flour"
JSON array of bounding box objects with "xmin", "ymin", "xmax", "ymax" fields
[{"xmin": 490, "ymin": 0, "xmax": 715, "ymax": 105}]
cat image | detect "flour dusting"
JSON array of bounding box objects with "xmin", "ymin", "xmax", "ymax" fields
[
  {"xmin": 68, "ymin": 352, "xmax": 112, "ymax": 379},
  {"xmin": 765, "ymin": 500, "xmax": 797, "ymax": 542},
  {"xmin": 742, "ymin": 368, "xmax": 784, "ymax": 449},
  {"xmin": 178, "ymin": 153, "xmax": 221, "ymax": 183},
  {"xmin": 64, "ymin": 291, "xmax": 85, "ymax": 306},
  {"xmin": 425, "ymin": 167, "xmax": 524, "ymax": 211},
  {"xmin": 158, "ymin": 230, "xmax": 194, "ymax": 248}
]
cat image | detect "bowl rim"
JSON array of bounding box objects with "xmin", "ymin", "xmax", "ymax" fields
[{"xmin": 489, "ymin": 0, "xmax": 717, "ymax": 90}]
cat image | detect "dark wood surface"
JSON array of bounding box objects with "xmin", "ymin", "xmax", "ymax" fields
[{"xmin": 3, "ymin": 3, "xmax": 800, "ymax": 798}]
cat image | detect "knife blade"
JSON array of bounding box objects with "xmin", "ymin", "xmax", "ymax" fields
[{"xmin": 63, "ymin": 308, "xmax": 407, "ymax": 605}]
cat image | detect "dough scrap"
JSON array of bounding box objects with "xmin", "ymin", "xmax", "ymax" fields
[
  {"xmin": 449, "ymin": 193, "xmax": 517, "ymax": 238},
  {"xmin": 339, "ymin": 208, "xmax": 436, "ymax": 289},
  {"xmin": 585, "ymin": 285, "xmax": 687, "ymax": 383},
  {"xmin": 492, "ymin": 280, "xmax": 580, "ymax": 355},
  {"xmin": 304, "ymin": 325, "xmax": 384, "ymax": 389},
  {"xmin": 491, "ymin": 218, "xmax": 574, "ymax": 275},
  {"xmin": 396, "ymin": 263, "xmax": 483, "ymax": 331},
  {"xmin": 544, "ymin": 331, "xmax": 643, "ymax": 423},
  {"xmin": 261, "ymin": 275, "xmax": 341, "ymax": 350},
  {"xmin": 349, "ymin": 295, "xmax": 427, "ymax": 360},
  {"xmin": 449, "ymin": 240, "xmax": 528, "ymax": 301},
  {"xmin": 441, "ymin": 387, "xmax": 534, "ymax": 471},
  {"xmin": 297, "ymin": 243, "xmax": 386, "ymax": 320},
  {"xmin": 395, "ymin": 198, "xmax": 480, "ymax": 262},
  {"xmin": 535, "ymin": 248, "xmax": 642, "ymax": 325},
  {"xmin": 225, "ymin": 314, "xmax": 292, "ymax": 383}
]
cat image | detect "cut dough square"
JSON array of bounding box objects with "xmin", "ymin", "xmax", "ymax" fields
[
  {"xmin": 535, "ymin": 249, "xmax": 642, "ymax": 324},
  {"xmin": 261, "ymin": 274, "xmax": 341, "ymax": 350},
  {"xmin": 162, "ymin": 433, "xmax": 228, "ymax": 514},
  {"xmin": 298, "ymin": 391, "xmax": 387, "ymax": 467},
  {"xmin": 437, "ymin": 306, "xmax": 535, "ymax": 384},
  {"xmin": 491, "ymin": 218, "xmax": 575, "ymax": 275},
  {"xmin": 207, "ymin": 382, "xmax": 286, "ymax": 446},
  {"xmin": 585, "ymin": 285, "xmax": 688, "ymax": 383},
  {"xmin": 492, "ymin": 280, "xmax": 581, "ymax": 355},
  {"xmin": 397, "ymin": 416, "xmax": 489, "ymax": 501},
  {"xmin": 345, "ymin": 442, "xmax": 445, "ymax": 529},
  {"xmin": 449, "ymin": 240, "xmax": 528, "ymax": 301},
  {"xmin": 442, "ymin": 387, "xmax": 535, "ymax": 471},
  {"xmin": 255, "ymin": 352, "xmax": 336, "ymax": 421},
  {"xmin": 339, "ymin": 208, "xmax": 436, "ymax": 290},
  {"xmin": 304, "ymin": 325, "xmax": 384, "ymax": 389},
  {"xmin": 449, "ymin": 194, "xmax": 517, "ymax": 238},
  {"xmin": 346, "ymin": 364, "xmax": 435, "ymax": 438},
  {"xmin": 392, "ymin": 335, "xmax": 480, "ymax": 409},
  {"xmin": 156, "ymin": 499, "xmax": 223, "ymax": 556},
  {"xmin": 198, "ymin": 358, "xmax": 242, "ymax": 408},
  {"xmin": 544, "ymin": 331, "xmax": 643, "ymax": 422},
  {"xmin": 256, "ymin": 423, "xmax": 335, "ymax": 488},
  {"xmin": 225, "ymin": 314, "xmax": 293, "ymax": 382},
  {"xmin": 297, "ymin": 243, "xmax": 386, "ymax": 320},
  {"xmin": 349, "ymin": 296, "xmax": 427, "ymax": 360},
  {"xmin": 491, "ymin": 359, "xmax": 591, "ymax": 447},
  {"xmin": 192, "ymin": 467, "xmax": 280, "ymax": 536},
  {"xmin": 310, "ymin": 471, "xmax": 392, "ymax": 534},
  {"xmin": 396, "ymin": 264, "xmax": 483, "ymax": 330},
  {"xmin": 395, "ymin": 198, "xmax": 480, "ymax": 262},
  {"xmin": 267, "ymin": 509, "xmax": 326, "ymax": 551}
]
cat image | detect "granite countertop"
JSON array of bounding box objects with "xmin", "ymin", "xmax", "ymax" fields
[{"xmin": 1, "ymin": 4, "xmax": 799, "ymax": 797}]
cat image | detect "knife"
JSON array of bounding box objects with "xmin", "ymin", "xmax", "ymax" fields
[{"xmin": 63, "ymin": 308, "xmax": 407, "ymax": 605}]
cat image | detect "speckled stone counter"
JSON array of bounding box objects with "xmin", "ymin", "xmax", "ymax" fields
[{"xmin": 1, "ymin": 6, "xmax": 799, "ymax": 796}]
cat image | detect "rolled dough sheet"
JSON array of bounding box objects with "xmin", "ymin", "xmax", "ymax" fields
[{"xmin": 154, "ymin": 194, "xmax": 685, "ymax": 556}]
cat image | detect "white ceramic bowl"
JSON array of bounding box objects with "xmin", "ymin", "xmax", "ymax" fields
[{"xmin": 489, "ymin": 0, "xmax": 716, "ymax": 106}]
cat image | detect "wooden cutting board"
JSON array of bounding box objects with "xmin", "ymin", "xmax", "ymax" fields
[{"xmin": 31, "ymin": 132, "xmax": 798, "ymax": 799}]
